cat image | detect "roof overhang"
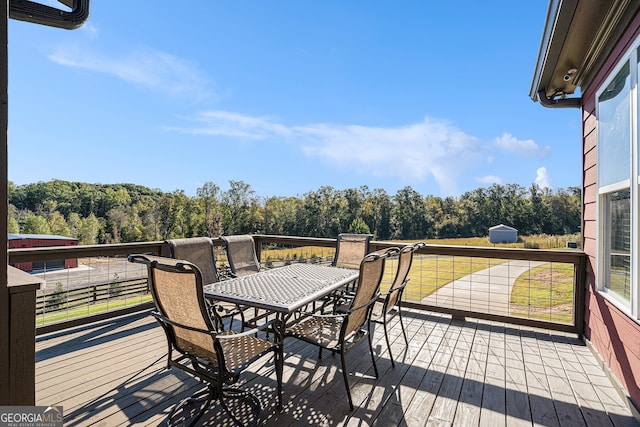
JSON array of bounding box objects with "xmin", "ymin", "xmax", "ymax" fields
[
  {"xmin": 9, "ymin": 0, "xmax": 90, "ymax": 30},
  {"xmin": 530, "ymin": 0, "xmax": 640, "ymax": 107}
]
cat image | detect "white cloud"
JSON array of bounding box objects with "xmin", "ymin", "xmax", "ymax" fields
[
  {"xmin": 535, "ymin": 167, "xmax": 552, "ymax": 189},
  {"xmin": 494, "ymin": 133, "xmax": 550, "ymax": 158},
  {"xmin": 168, "ymin": 110, "xmax": 293, "ymax": 139},
  {"xmin": 167, "ymin": 112, "xmax": 522, "ymax": 196},
  {"xmin": 293, "ymin": 118, "xmax": 482, "ymax": 195},
  {"xmin": 476, "ymin": 175, "xmax": 505, "ymax": 185},
  {"xmin": 48, "ymin": 46, "xmax": 211, "ymax": 99},
  {"xmin": 82, "ymin": 23, "xmax": 99, "ymax": 39}
]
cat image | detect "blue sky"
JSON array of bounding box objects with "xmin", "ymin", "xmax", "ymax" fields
[{"xmin": 7, "ymin": 1, "xmax": 581, "ymax": 199}]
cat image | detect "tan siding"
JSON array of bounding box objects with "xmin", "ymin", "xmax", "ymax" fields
[
  {"xmin": 583, "ymin": 236, "xmax": 596, "ymax": 258},
  {"xmin": 584, "ymin": 201, "xmax": 596, "ymax": 221},
  {"xmin": 584, "ymin": 183, "xmax": 597, "ymax": 205},
  {"xmin": 584, "ymin": 165, "xmax": 597, "ymax": 187},
  {"xmin": 583, "ymin": 111, "xmax": 596, "ymax": 142},
  {"xmin": 583, "ymin": 220, "xmax": 596, "ymax": 241},
  {"xmin": 584, "ymin": 132, "xmax": 596, "ymax": 155}
]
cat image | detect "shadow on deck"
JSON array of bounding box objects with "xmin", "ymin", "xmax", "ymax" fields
[{"xmin": 36, "ymin": 308, "xmax": 639, "ymax": 426}]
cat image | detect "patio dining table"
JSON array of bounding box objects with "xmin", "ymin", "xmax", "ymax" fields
[{"xmin": 203, "ymin": 262, "xmax": 359, "ymax": 406}]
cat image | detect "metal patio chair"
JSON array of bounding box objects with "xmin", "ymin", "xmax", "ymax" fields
[
  {"xmin": 222, "ymin": 235, "xmax": 261, "ymax": 277},
  {"xmin": 128, "ymin": 254, "xmax": 282, "ymax": 427},
  {"xmin": 372, "ymin": 242, "xmax": 425, "ymax": 366},
  {"xmin": 325, "ymin": 233, "xmax": 374, "ymax": 304},
  {"xmin": 284, "ymin": 249, "xmax": 392, "ymax": 410},
  {"xmin": 331, "ymin": 233, "xmax": 373, "ymax": 269},
  {"xmin": 167, "ymin": 237, "xmax": 245, "ymax": 330}
]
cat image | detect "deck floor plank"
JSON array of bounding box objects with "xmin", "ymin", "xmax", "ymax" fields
[
  {"xmin": 34, "ymin": 308, "xmax": 639, "ymax": 426},
  {"xmin": 453, "ymin": 319, "xmax": 485, "ymax": 427},
  {"xmin": 479, "ymin": 324, "xmax": 507, "ymax": 427},
  {"xmin": 504, "ymin": 327, "xmax": 533, "ymax": 426}
]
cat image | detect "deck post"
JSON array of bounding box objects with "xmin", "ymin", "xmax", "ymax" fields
[{"xmin": 0, "ymin": 0, "xmax": 9, "ymax": 405}]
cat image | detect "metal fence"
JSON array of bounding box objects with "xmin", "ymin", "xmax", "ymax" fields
[{"xmin": 9, "ymin": 235, "xmax": 586, "ymax": 335}]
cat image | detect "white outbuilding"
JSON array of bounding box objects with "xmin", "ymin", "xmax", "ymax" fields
[{"xmin": 488, "ymin": 224, "xmax": 518, "ymax": 244}]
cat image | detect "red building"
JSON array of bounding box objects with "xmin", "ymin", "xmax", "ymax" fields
[{"xmin": 8, "ymin": 234, "xmax": 79, "ymax": 272}]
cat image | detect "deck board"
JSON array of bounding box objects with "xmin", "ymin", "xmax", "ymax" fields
[{"xmin": 35, "ymin": 308, "xmax": 639, "ymax": 426}]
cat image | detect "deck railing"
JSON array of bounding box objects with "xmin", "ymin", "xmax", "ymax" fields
[{"xmin": 8, "ymin": 235, "xmax": 586, "ymax": 336}]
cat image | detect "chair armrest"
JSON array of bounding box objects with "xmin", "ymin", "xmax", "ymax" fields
[
  {"xmin": 346, "ymin": 295, "xmax": 379, "ymax": 314},
  {"xmin": 151, "ymin": 311, "xmax": 217, "ymax": 337},
  {"xmin": 305, "ymin": 312, "xmax": 348, "ymax": 320},
  {"xmin": 385, "ymin": 278, "xmax": 409, "ymax": 295}
]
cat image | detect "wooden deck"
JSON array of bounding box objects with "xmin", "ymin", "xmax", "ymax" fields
[{"xmin": 35, "ymin": 308, "xmax": 639, "ymax": 426}]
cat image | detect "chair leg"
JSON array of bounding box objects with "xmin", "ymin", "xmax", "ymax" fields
[
  {"xmin": 218, "ymin": 386, "xmax": 261, "ymax": 427},
  {"xmin": 168, "ymin": 386, "xmax": 214, "ymax": 427},
  {"xmin": 398, "ymin": 309, "xmax": 409, "ymax": 347},
  {"xmin": 340, "ymin": 352, "xmax": 354, "ymax": 411},
  {"xmin": 367, "ymin": 329, "xmax": 379, "ymax": 379},
  {"xmin": 383, "ymin": 318, "xmax": 395, "ymax": 367},
  {"xmin": 239, "ymin": 306, "xmax": 246, "ymax": 332}
]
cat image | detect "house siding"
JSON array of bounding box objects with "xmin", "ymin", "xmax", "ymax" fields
[{"xmin": 581, "ymin": 9, "xmax": 640, "ymax": 409}]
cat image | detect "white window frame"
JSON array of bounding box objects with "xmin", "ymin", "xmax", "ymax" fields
[{"xmin": 595, "ymin": 39, "xmax": 639, "ymax": 321}]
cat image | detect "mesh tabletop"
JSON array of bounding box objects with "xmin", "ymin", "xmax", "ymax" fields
[{"xmin": 203, "ymin": 264, "xmax": 358, "ymax": 313}]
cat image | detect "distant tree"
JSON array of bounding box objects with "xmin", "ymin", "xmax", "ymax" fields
[
  {"xmin": 47, "ymin": 211, "xmax": 71, "ymax": 236},
  {"xmin": 197, "ymin": 181, "xmax": 223, "ymax": 238},
  {"xmin": 78, "ymin": 213, "xmax": 102, "ymax": 245},
  {"xmin": 221, "ymin": 180, "xmax": 258, "ymax": 235},
  {"xmin": 47, "ymin": 282, "xmax": 67, "ymax": 310},
  {"xmin": 362, "ymin": 188, "xmax": 392, "ymax": 240},
  {"xmin": 391, "ymin": 186, "xmax": 429, "ymax": 239},
  {"xmin": 527, "ymin": 184, "xmax": 551, "ymax": 234},
  {"xmin": 7, "ymin": 204, "xmax": 19, "ymax": 233},
  {"xmin": 347, "ymin": 217, "xmax": 371, "ymax": 234},
  {"xmin": 68, "ymin": 212, "xmax": 82, "ymax": 239},
  {"xmin": 21, "ymin": 213, "xmax": 51, "ymax": 234},
  {"xmin": 7, "ymin": 216, "xmax": 19, "ymax": 234}
]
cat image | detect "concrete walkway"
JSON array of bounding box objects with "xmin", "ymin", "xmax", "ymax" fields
[{"xmin": 421, "ymin": 259, "xmax": 545, "ymax": 315}]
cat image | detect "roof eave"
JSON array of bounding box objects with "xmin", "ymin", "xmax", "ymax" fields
[{"xmin": 529, "ymin": 0, "xmax": 640, "ymax": 106}]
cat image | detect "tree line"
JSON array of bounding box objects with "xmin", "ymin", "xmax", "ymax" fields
[{"xmin": 7, "ymin": 179, "xmax": 581, "ymax": 245}]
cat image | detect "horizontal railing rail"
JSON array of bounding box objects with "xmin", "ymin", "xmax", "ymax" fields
[{"xmin": 10, "ymin": 235, "xmax": 587, "ymax": 336}]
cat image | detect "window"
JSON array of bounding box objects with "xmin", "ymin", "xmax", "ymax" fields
[{"xmin": 597, "ymin": 49, "xmax": 636, "ymax": 317}]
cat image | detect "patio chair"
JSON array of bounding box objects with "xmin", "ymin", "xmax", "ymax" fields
[
  {"xmin": 167, "ymin": 237, "xmax": 245, "ymax": 330},
  {"xmin": 128, "ymin": 254, "xmax": 282, "ymax": 427},
  {"xmin": 331, "ymin": 233, "xmax": 372, "ymax": 269},
  {"xmin": 327, "ymin": 233, "xmax": 373, "ymax": 301},
  {"xmin": 372, "ymin": 242, "xmax": 425, "ymax": 366},
  {"xmin": 284, "ymin": 249, "xmax": 391, "ymax": 410},
  {"xmin": 222, "ymin": 235, "xmax": 261, "ymax": 277}
]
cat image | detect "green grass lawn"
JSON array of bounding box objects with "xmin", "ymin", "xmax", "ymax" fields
[
  {"xmin": 400, "ymin": 255, "xmax": 507, "ymax": 301},
  {"xmin": 36, "ymin": 293, "xmax": 153, "ymax": 326},
  {"xmin": 510, "ymin": 262, "xmax": 574, "ymax": 323}
]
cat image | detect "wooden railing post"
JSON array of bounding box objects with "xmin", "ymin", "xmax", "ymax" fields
[
  {"xmin": 0, "ymin": 0, "xmax": 9, "ymax": 405},
  {"xmin": 7, "ymin": 267, "xmax": 43, "ymax": 404}
]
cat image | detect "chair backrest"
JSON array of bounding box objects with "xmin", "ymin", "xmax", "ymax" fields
[
  {"xmin": 129, "ymin": 255, "xmax": 218, "ymax": 361},
  {"xmin": 385, "ymin": 242, "xmax": 424, "ymax": 311},
  {"xmin": 344, "ymin": 249, "xmax": 391, "ymax": 336},
  {"xmin": 332, "ymin": 233, "xmax": 373, "ymax": 269},
  {"xmin": 221, "ymin": 235, "xmax": 260, "ymax": 276},
  {"xmin": 167, "ymin": 237, "xmax": 219, "ymax": 285}
]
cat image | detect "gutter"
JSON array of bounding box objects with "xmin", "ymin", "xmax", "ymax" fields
[{"xmin": 537, "ymin": 90, "xmax": 582, "ymax": 109}]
